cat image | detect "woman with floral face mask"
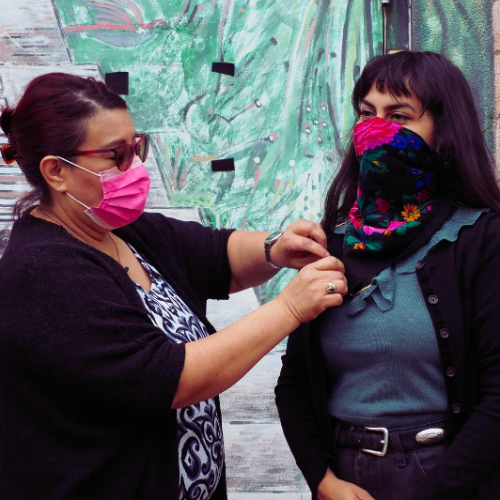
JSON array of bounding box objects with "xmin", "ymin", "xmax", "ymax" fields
[
  {"xmin": 0, "ymin": 73, "xmax": 348, "ymax": 500},
  {"xmin": 276, "ymin": 51, "xmax": 500, "ymax": 500}
]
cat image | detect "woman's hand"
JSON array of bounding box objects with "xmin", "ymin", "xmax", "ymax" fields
[
  {"xmin": 227, "ymin": 221, "xmax": 329, "ymax": 293},
  {"xmin": 317, "ymin": 469, "xmax": 376, "ymax": 500},
  {"xmin": 175, "ymin": 255, "xmax": 347, "ymax": 408},
  {"xmin": 270, "ymin": 220, "xmax": 330, "ymax": 270},
  {"xmin": 276, "ymin": 256, "xmax": 348, "ymax": 324}
]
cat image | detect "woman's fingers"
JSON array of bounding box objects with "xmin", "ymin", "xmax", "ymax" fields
[
  {"xmin": 271, "ymin": 220, "xmax": 330, "ymax": 268},
  {"xmin": 302, "ymin": 258, "xmax": 348, "ymax": 298},
  {"xmin": 286, "ymin": 219, "xmax": 328, "ymax": 246},
  {"xmin": 317, "ymin": 469, "xmax": 376, "ymax": 500},
  {"xmin": 310, "ymin": 255, "xmax": 346, "ymax": 275},
  {"xmin": 297, "ymin": 234, "xmax": 330, "ymax": 259},
  {"xmin": 324, "ymin": 277, "xmax": 348, "ymax": 297},
  {"xmin": 276, "ymin": 257, "xmax": 348, "ymax": 324},
  {"xmin": 304, "ymin": 221, "xmax": 328, "ymax": 249}
]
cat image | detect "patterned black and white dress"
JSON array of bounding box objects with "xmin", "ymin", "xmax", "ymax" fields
[{"xmin": 131, "ymin": 246, "xmax": 224, "ymax": 500}]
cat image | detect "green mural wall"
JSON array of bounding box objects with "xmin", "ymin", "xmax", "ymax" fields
[
  {"xmin": 54, "ymin": 0, "xmax": 384, "ymax": 301},
  {"xmin": 412, "ymin": 0, "xmax": 495, "ymax": 148}
]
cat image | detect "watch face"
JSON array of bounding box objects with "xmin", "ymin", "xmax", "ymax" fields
[
  {"xmin": 266, "ymin": 231, "xmax": 283, "ymax": 244},
  {"xmin": 264, "ymin": 230, "xmax": 283, "ymax": 269}
]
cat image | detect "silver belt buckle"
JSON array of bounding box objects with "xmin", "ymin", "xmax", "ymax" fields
[
  {"xmin": 415, "ymin": 427, "xmax": 445, "ymax": 444},
  {"xmin": 361, "ymin": 427, "xmax": 389, "ymax": 457}
]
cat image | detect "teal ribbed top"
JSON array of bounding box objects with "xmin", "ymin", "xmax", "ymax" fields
[{"xmin": 319, "ymin": 208, "xmax": 485, "ymax": 427}]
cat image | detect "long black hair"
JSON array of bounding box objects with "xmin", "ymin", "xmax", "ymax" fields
[{"xmin": 322, "ymin": 50, "xmax": 500, "ymax": 232}]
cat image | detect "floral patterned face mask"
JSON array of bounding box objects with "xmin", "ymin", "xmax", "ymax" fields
[{"xmin": 344, "ymin": 116, "xmax": 441, "ymax": 254}]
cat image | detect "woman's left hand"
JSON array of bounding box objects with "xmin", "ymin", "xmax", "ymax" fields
[{"xmin": 270, "ymin": 220, "xmax": 330, "ymax": 270}]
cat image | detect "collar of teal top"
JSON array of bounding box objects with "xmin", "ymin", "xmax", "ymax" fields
[{"xmin": 346, "ymin": 207, "xmax": 487, "ymax": 315}]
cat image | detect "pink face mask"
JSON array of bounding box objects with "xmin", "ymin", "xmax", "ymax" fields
[{"xmin": 60, "ymin": 156, "xmax": 150, "ymax": 229}]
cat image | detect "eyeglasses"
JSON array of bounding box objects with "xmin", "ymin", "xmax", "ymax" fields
[
  {"xmin": 61, "ymin": 134, "xmax": 150, "ymax": 172},
  {"xmin": 0, "ymin": 144, "xmax": 17, "ymax": 164}
]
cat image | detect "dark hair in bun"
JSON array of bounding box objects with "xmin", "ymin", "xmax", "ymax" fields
[{"xmin": 1, "ymin": 73, "xmax": 127, "ymax": 218}]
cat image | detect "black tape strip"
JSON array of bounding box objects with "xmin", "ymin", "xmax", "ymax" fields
[
  {"xmin": 211, "ymin": 158, "xmax": 235, "ymax": 172},
  {"xmin": 211, "ymin": 62, "xmax": 235, "ymax": 76},
  {"xmin": 105, "ymin": 72, "xmax": 129, "ymax": 95}
]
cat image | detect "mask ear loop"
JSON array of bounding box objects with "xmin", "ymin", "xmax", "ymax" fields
[
  {"xmin": 57, "ymin": 156, "xmax": 103, "ymax": 177},
  {"xmin": 66, "ymin": 192, "xmax": 91, "ymax": 209},
  {"xmin": 58, "ymin": 156, "xmax": 105, "ymax": 208}
]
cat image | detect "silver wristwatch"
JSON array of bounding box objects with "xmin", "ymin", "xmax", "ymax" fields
[{"xmin": 264, "ymin": 230, "xmax": 284, "ymax": 269}]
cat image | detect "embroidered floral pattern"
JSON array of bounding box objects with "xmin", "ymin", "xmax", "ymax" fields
[
  {"xmin": 390, "ymin": 134, "xmax": 408, "ymax": 149},
  {"xmin": 344, "ymin": 117, "xmax": 441, "ymax": 253},
  {"xmin": 402, "ymin": 204, "xmax": 421, "ymax": 222},
  {"xmin": 353, "ymin": 117, "xmax": 402, "ymax": 155},
  {"xmin": 416, "ymin": 189, "xmax": 431, "ymax": 203},
  {"xmin": 375, "ymin": 198, "xmax": 390, "ymax": 213}
]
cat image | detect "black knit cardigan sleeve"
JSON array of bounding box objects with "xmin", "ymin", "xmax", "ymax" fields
[{"xmin": 0, "ymin": 211, "xmax": 234, "ymax": 419}]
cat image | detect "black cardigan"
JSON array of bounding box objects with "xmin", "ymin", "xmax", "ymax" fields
[
  {"xmin": 276, "ymin": 211, "xmax": 500, "ymax": 500},
  {"xmin": 0, "ymin": 212, "xmax": 234, "ymax": 500}
]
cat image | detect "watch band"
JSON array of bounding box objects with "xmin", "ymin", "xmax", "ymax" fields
[{"xmin": 264, "ymin": 230, "xmax": 284, "ymax": 269}]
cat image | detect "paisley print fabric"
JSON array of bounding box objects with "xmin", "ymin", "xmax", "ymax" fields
[
  {"xmin": 345, "ymin": 116, "xmax": 441, "ymax": 254},
  {"xmin": 130, "ymin": 246, "xmax": 224, "ymax": 500}
]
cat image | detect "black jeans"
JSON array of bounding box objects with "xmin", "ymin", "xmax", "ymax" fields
[{"xmin": 330, "ymin": 420, "xmax": 446, "ymax": 500}]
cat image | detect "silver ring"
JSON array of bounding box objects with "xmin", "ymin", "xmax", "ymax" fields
[{"xmin": 326, "ymin": 282, "xmax": 337, "ymax": 294}]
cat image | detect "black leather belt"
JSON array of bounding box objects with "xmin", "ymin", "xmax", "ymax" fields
[{"xmin": 334, "ymin": 420, "xmax": 447, "ymax": 457}]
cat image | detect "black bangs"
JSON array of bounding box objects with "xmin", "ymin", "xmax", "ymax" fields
[{"xmin": 352, "ymin": 51, "xmax": 447, "ymax": 117}]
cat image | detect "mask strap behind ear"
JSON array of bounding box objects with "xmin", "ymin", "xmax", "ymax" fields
[
  {"xmin": 66, "ymin": 192, "xmax": 91, "ymax": 210},
  {"xmin": 57, "ymin": 156, "xmax": 102, "ymax": 177}
]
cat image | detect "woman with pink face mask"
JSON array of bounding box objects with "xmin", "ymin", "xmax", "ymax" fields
[
  {"xmin": 0, "ymin": 73, "xmax": 348, "ymax": 500},
  {"xmin": 276, "ymin": 51, "xmax": 500, "ymax": 500}
]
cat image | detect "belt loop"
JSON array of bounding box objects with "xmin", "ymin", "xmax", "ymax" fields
[{"xmin": 389, "ymin": 429, "xmax": 406, "ymax": 467}]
